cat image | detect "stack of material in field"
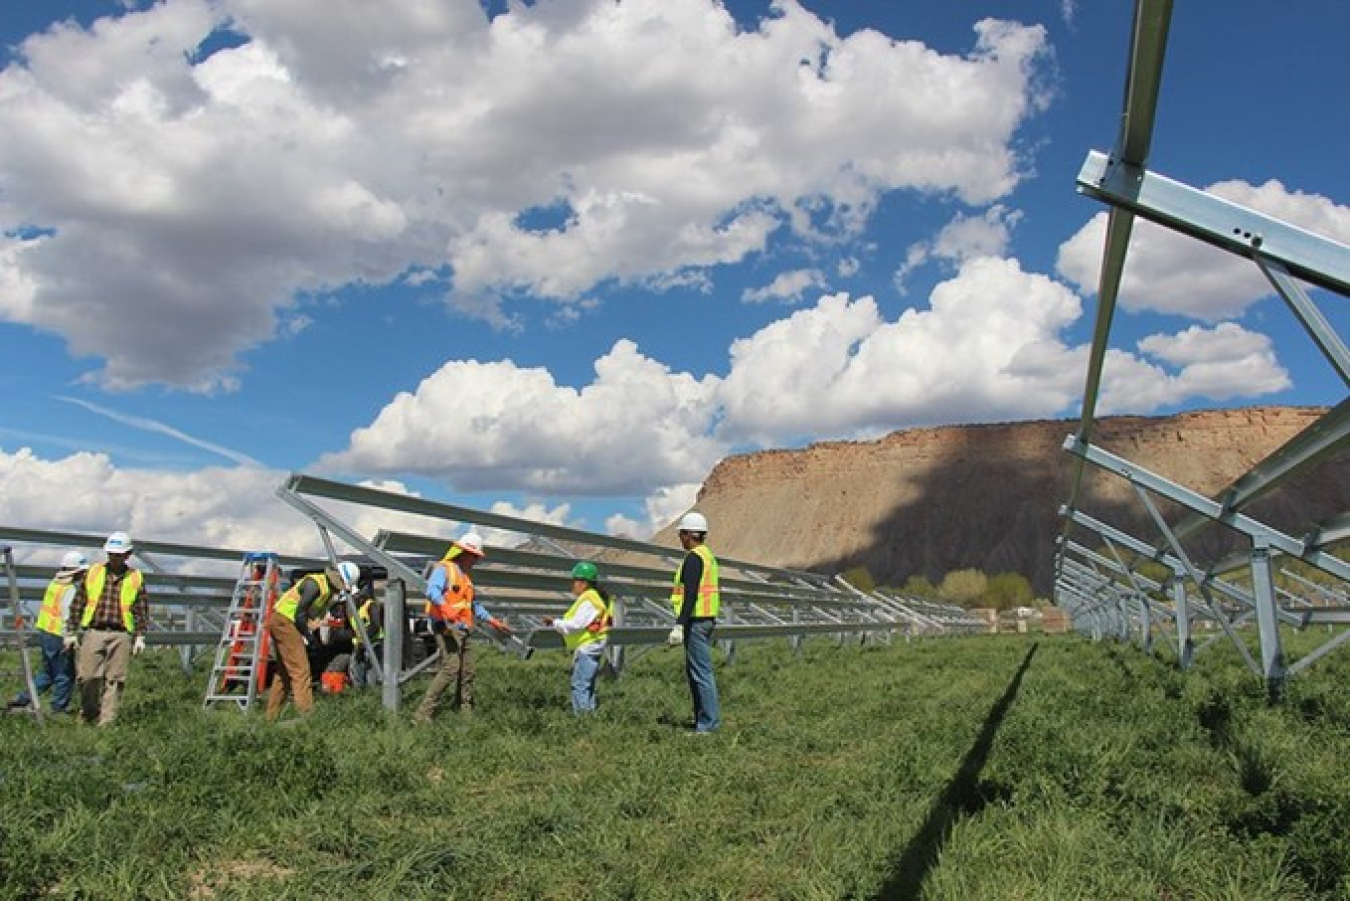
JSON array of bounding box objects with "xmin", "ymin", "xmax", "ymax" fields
[
  {"xmin": 968, "ymin": 607, "xmax": 999, "ymax": 634},
  {"xmin": 1040, "ymin": 607, "xmax": 1070, "ymax": 634}
]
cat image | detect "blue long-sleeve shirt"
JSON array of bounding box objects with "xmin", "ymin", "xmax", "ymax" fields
[{"xmin": 425, "ymin": 562, "xmax": 493, "ymax": 629}]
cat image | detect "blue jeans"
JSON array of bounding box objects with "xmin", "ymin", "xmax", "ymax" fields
[
  {"xmin": 570, "ymin": 649, "xmax": 603, "ymax": 713},
  {"xmin": 14, "ymin": 631, "xmax": 75, "ymax": 713},
  {"xmin": 683, "ymin": 619, "xmax": 720, "ymax": 732}
]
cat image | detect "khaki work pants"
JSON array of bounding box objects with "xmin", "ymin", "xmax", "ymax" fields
[
  {"xmin": 76, "ymin": 629, "xmax": 131, "ymax": 727},
  {"xmin": 266, "ymin": 616, "xmax": 314, "ymax": 722},
  {"xmin": 415, "ymin": 628, "xmax": 474, "ymax": 722}
]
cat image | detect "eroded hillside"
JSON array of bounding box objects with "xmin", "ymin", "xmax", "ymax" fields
[{"xmin": 653, "ymin": 407, "xmax": 1350, "ymax": 595}]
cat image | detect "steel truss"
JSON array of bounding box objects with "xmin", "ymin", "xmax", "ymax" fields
[
  {"xmin": 1054, "ymin": 0, "xmax": 1350, "ymax": 692},
  {"xmin": 276, "ymin": 474, "xmax": 986, "ymax": 709},
  {"xmin": 2, "ymin": 476, "xmax": 985, "ymax": 713}
]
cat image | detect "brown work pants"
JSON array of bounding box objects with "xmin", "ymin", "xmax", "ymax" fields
[
  {"xmin": 415, "ymin": 628, "xmax": 474, "ymax": 721},
  {"xmin": 266, "ymin": 616, "xmax": 313, "ymax": 723},
  {"xmin": 76, "ymin": 629, "xmax": 131, "ymax": 726}
]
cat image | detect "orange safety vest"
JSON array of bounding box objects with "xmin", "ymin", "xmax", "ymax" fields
[
  {"xmin": 671, "ymin": 545, "xmax": 720, "ymax": 619},
  {"xmin": 78, "ymin": 563, "xmax": 143, "ymax": 632},
  {"xmin": 427, "ymin": 560, "xmax": 475, "ymax": 628}
]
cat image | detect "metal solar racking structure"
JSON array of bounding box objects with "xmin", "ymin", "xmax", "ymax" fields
[
  {"xmin": 274, "ymin": 474, "xmax": 986, "ymax": 709},
  {"xmin": 1053, "ymin": 0, "xmax": 1350, "ymax": 693},
  {"xmin": 1, "ymin": 475, "xmax": 984, "ymax": 712}
]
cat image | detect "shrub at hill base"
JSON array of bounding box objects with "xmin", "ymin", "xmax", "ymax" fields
[{"xmin": 0, "ymin": 632, "xmax": 1346, "ymax": 899}]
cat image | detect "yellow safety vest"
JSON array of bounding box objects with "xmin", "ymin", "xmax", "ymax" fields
[
  {"xmin": 562, "ymin": 587, "xmax": 611, "ymax": 653},
  {"xmin": 79, "ymin": 564, "xmax": 143, "ymax": 632},
  {"xmin": 354, "ymin": 598, "xmax": 383, "ymax": 645},
  {"xmin": 274, "ymin": 573, "xmax": 334, "ymax": 624},
  {"xmin": 671, "ymin": 545, "xmax": 720, "ymax": 619},
  {"xmin": 36, "ymin": 577, "xmax": 76, "ymax": 636}
]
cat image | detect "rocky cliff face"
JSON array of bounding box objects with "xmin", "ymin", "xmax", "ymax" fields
[{"xmin": 669, "ymin": 407, "xmax": 1350, "ymax": 595}]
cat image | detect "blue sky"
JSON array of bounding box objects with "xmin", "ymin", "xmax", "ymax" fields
[{"xmin": 1, "ymin": 0, "xmax": 1347, "ymax": 554}]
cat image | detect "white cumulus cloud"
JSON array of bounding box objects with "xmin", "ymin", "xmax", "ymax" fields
[
  {"xmin": 0, "ymin": 0, "xmax": 1052, "ymax": 390},
  {"xmin": 1056, "ymin": 179, "xmax": 1350, "ymax": 320}
]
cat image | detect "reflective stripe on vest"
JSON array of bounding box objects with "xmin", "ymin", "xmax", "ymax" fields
[
  {"xmin": 671, "ymin": 545, "xmax": 720, "ymax": 618},
  {"xmin": 563, "ymin": 587, "xmax": 611, "ymax": 653},
  {"xmin": 79, "ymin": 564, "xmax": 143, "ymax": 631},
  {"xmin": 428, "ymin": 560, "xmax": 475, "ymax": 628},
  {"xmin": 36, "ymin": 577, "xmax": 75, "ymax": 635},
  {"xmin": 274, "ymin": 573, "xmax": 333, "ymax": 624}
]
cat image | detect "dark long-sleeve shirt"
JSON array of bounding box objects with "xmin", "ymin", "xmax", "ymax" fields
[{"xmin": 677, "ymin": 549, "xmax": 704, "ymax": 624}]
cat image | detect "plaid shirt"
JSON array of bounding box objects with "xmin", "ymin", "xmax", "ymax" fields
[{"xmin": 67, "ymin": 564, "xmax": 150, "ymax": 638}]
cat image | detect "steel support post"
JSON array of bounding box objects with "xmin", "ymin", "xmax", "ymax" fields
[
  {"xmin": 609, "ymin": 597, "xmax": 626, "ymax": 676},
  {"xmin": 182, "ymin": 607, "xmax": 196, "ymax": 674},
  {"xmin": 1170, "ymin": 570, "xmax": 1193, "ymax": 670},
  {"xmin": 1248, "ymin": 541, "xmax": 1286, "ymax": 696},
  {"xmin": 382, "ymin": 579, "xmax": 404, "ymax": 712},
  {"xmin": 1138, "ymin": 590, "xmax": 1153, "ymax": 655},
  {"xmin": 2, "ymin": 546, "xmax": 43, "ymax": 724}
]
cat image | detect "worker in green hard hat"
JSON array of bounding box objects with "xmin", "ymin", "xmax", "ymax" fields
[{"xmin": 543, "ymin": 561, "xmax": 613, "ymax": 713}]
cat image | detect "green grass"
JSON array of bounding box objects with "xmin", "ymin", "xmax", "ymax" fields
[{"xmin": 1, "ymin": 633, "xmax": 1348, "ymax": 899}]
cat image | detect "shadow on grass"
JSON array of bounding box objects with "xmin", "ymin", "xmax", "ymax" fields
[{"xmin": 870, "ymin": 642, "xmax": 1038, "ymax": 901}]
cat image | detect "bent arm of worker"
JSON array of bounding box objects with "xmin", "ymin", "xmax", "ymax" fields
[
  {"xmin": 131, "ymin": 579, "xmax": 150, "ymax": 641},
  {"xmin": 678, "ymin": 552, "xmax": 703, "ymax": 624},
  {"xmin": 298, "ymin": 579, "xmax": 326, "ymax": 618},
  {"xmin": 424, "ymin": 566, "xmax": 447, "ymax": 604},
  {"xmin": 66, "ymin": 581, "xmax": 88, "ymax": 635},
  {"xmin": 472, "ymin": 599, "xmax": 497, "ymax": 625},
  {"xmin": 59, "ymin": 584, "xmax": 78, "ymax": 637},
  {"xmin": 551, "ymin": 600, "xmax": 599, "ymax": 635}
]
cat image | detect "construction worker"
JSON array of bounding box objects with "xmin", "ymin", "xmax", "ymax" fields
[
  {"xmin": 669, "ymin": 512, "xmax": 721, "ymax": 733},
  {"xmin": 543, "ymin": 561, "xmax": 612, "ymax": 713},
  {"xmin": 266, "ymin": 560, "xmax": 361, "ymax": 722},
  {"xmin": 65, "ymin": 531, "xmax": 149, "ymax": 727},
  {"xmin": 413, "ymin": 532, "xmax": 511, "ymax": 723},
  {"xmin": 7, "ymin": 550, "xmax": 87, "ymax": 715},
  {"xmin": 349, "ymin": 591, "xmax": 383, "ymax": 688}
]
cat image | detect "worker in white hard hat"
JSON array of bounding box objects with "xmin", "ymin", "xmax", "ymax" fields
[
  {"xmin": 7, "ymin": 550, "xmax": 88, "ymax": 715},
  {"xmin": 413, "ymin": 531, "xmax": 512, "ymax": 723},
  {"xmin": 65, "ymin": 531, "xmax": 149, "ymax": 726},
  {"xmin": 266, "ymin": 559, "xmax": 362, "ymax": 723},
  {"xmin": 669, "ymin": 511, "xmax": 721, "ymax": 733}
]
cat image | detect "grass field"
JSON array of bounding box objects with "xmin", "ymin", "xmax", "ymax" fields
[{"xmin": 1, "ymin": 632, "xmax": 1347, "ymax": 899}]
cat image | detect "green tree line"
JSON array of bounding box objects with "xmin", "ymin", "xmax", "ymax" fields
[{"xmin": 841, "ymin": 565, "xmax": 1038, "ymax": 611}]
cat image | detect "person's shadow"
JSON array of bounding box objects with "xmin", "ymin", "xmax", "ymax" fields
[{"xmin": 871, "ymin": 642, "xmax": 1038, "ymax": 899}]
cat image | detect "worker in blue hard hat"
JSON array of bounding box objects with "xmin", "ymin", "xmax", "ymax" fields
[{"xmin": 543, "ymin": 560, "xmax": 613, "ymax": 713}]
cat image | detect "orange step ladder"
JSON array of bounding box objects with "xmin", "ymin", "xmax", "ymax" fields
[{"xmin": 203, "ymin": 552, "xmax": 280, "ymax": 712}]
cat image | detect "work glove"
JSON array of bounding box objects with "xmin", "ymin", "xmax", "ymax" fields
[
  {"xmin": 132, "ymin": 635, "xmax": 146, "ymax": 656},
  {"xmin": 63, "ymin": 634, "xmax": 79, "ymax": 652},
  {"xmin": 487, "ymin": 617, "xmax": 512, "ymax": 636},
  {"xmin": 667, "ymin": 626, "xmax": 683, "ymax": 647}
]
